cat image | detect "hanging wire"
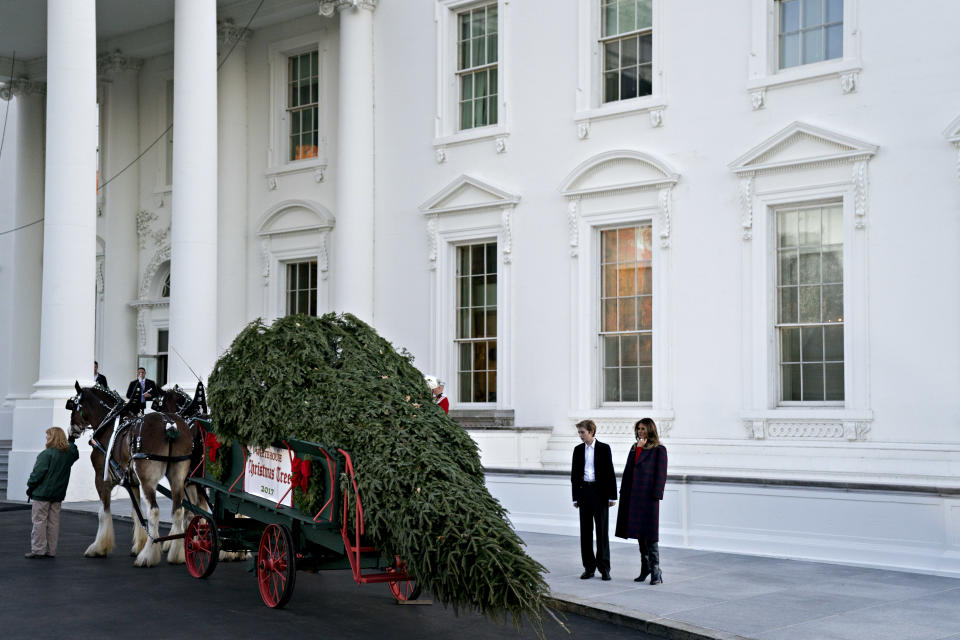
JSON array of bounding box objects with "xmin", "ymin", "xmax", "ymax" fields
[{"xmin": 0, "ymin": 0, "xmax": 265, "ymax": 237}]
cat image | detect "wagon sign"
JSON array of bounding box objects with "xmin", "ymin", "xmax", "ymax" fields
[{"xmin": 245, "ymin": 445, "xmax": 293, "ymax": 507}]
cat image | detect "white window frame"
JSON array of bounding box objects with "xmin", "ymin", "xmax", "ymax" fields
[
  {"xmin": 421, "ymin": 175, "xmax": 518, "ymax": 410},
  {"xmin": 283, "ymin": 259, "xmax": 320, "ymax": 317},
  {"xmin": 561, "ymin": 151, "xmax": 677, "ymax": 421},
  {"xmin": 575, "ymin": 0, "xmax": 666, "ymax": 131},
  {"xmin": 731, "ymin": 122, "xmax": 875, "ymax": 440},
  {"xmin": 256, "ymin": 200, "xmax": 335, "ymax": 322},
  {"xmin": 747, "ymin": 0, "xmax": 861, "ymax": 96},
  {"xmin": 434, "ymin": 0, "xmax": 509, "ymax": 149},
  {"xmin": 266, "ymin": 33, "xmax": 329, "ymax": 181}
]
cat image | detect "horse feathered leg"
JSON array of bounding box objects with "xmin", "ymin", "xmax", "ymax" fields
[
  {"xmin": 133, "ymin": 463, "xmax": 163, "ymax": 567},
  {"xmin": 166, "ymin": 460, "xmax": 190, "ymax": 564},
  {"xmin": 85, "ymin": 463, "xmax": 115, "ymax": 557},
  {"xmin": 129, "ymin": 484, "xmax": 148, "ymax": 556}
]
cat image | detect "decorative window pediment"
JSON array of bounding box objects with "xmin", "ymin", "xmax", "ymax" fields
[
  {"xmin": 420, "ymin": 174, "xmax": 520, "ymax": 216},
  {"xmin": 257, "ymin": 199, "xmax": 335, "ymax": 237},
  {"xmin": 559, "ymin": 150, "xmax": 679, "ymax": 197},
  {"xmin": 730, "ymin": 122, "xmax": 877, "ymax": 175}
]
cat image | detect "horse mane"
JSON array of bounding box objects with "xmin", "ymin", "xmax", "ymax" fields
[{"xmin": 90, "ymin": 384, "xmax": 125, "ymax": 407}]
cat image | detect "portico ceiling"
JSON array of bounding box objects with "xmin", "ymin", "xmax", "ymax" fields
[{"xmin": 0, "ymin": 0, "xmax": 318, "ymax": 81}]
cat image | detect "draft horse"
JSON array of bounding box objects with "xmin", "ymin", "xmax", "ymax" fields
[{"xmin": 67, "ymin": 382, "xmax": 193, "ymax": 567}]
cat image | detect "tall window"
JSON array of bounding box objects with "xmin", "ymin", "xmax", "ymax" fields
[
  {"xmin": 601, "ymin": 0, "xmax": 653, "ymax": 103},
  {"xmin": 600, "ymin": 224, "xmax": 652, "ymax": 403},
  {"xmin": 288, "ymin": 51, "xmax": 319, "ymax": 161},
  {"xmin": 286, "ymin": 260, "xmax": 318, "ymax": 316},
  {"xmin": 776, "ymin": 205, "xmax": 843, "ymax": 402},
  {"xmin": 456, "ymin": 242, "xmax": 497, "ymax": 403},
  {"xmin": 778, "ymin": 0, "xmax": 843, "ymax": 69},
  {"xmin": 157, "ymin": 329, "xmax": 169, "ymax": 388},
  {"xmin": 161, "ymin": 273, "xmax": 170, "ymax": 298},
  {"xmin": 457, "ymin": 3, "xmax": 498, "ymax": 131}
]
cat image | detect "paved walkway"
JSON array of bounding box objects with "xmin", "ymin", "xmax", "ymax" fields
[{"xmin": 61, "ymin": 495, "xmax": 960, "ymax": 640}]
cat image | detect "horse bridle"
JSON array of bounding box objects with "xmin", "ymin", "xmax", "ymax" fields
[{"xmin": 66, "ymin": 389, "xmax": 126, "ymax": 439}]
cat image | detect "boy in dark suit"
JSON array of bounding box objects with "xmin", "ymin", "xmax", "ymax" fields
[{"xmin": 571, "ymin": 419, "xmax": 617, "ymax": 580}]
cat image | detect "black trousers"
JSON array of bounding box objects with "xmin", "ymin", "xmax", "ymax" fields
[{"xmin": 578, "ymin": 483, "xmax": 610, "ymax": 573}]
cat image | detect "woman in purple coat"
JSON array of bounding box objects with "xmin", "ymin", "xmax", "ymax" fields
[{"xmin": 615, "ymin": 418, "xmax": 668, "ymax": 584}]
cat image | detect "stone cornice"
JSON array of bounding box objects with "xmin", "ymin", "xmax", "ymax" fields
[
  {"xmin": 97, "ymin": 51, "xmax": 144, "ymax": 78},
  {"xmin": 0, "ymin": 78, "xmax": 46, "ymax": 100},
  {"xmin": 218, "ymin": 20, "xmax": 253, "ymax": 49},
  {"xmin": 318, "ymin": 0, "xmax": 377, "ymax": 17}
]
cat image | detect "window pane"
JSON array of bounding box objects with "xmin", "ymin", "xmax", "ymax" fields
[
  {"xmin": 781, "ymin": 0, "xmax": 800, "ymax": 32},
  {"xmin": 802, "ymin": 28, "xmax": 823, "ymax": 64},
  {"xmin": 486, "ymin": 274, "xmax": 497, "ymax": 306},
  {"xmin": 618, "ymin": 263, "xmax": 636, "ymax": 296},
  {"xmin": 471, "ymin": 244, "xmax": 485, "ymax": 273},
  {"xmin": 473, "ymin": 372, "xmax": 488, "ymax": 402},
  {"xmin": 781, "ymin": 327, "xmax": 801, "ymax": 362},
  {"xmin": 471, "ymin": 9, "xmax": 484, "ymax": 37},
  {"xmin": 637, "ymin": 64, "xmax": 653, "ymax": 96},
  {"xmin": 798, "ymin": 247, "xmax": 821, "ymax": 284},
  {"xmin": 822, "ymin": 247, "xmax": 842, "ymax": 283},
  {"xmin": 619, "ymin": 297, "xmax": 637, "ymax": 331},
  {"xmin": 782, "ymin": 364, "xmax": 802, "ymax": 401},
  {"xmin": 823, "ymin": 206, "xmax": 843, "ymax": 243},
  {"xmin": 617, "ymin": 227, "xmax": 636, "ymax": 262},
  {"xmin": 458, "ymin": 309, "xmax": 469, "ymax": 338},
  {"xmin": 471, "ymin": 309, "xmax": 484, "ymax": 338},
  {"xmin": 603, "ymin": 265, "xmax": 618, "ymax": 297},
  {"xmin": 637, "ymin": 0, "xmax": 653, "ymax": 29},
  {"xmin": 487, "ymin": 34, "xmax": 498, "ymax": 64},
  {"xmin": 826, "ymin": 0, "xmax": 843, "ymax": 22},
  {"xmin": 779, "ymin": 250, "xmax": 798, "ymax": 285},
  {"xmin": 801, "ymin": 326, "xmax": 823, "ymax": 362},
  {"xmin": 603, "ymin": 1, "xmax": 618, "ymax": 37},
  {"xmin": 779, "ymin": 286, "xmax": 798, "ymax": 323},
  {"xmin": 638, "ymin": 335, "xmax": 652, "ymax": 365},
  {"xmin": 778, "ymin": 210, "xmax": 798, "ymax": 247},
  {"xmin": 799, "ymin": 208, "xmax": 821, "ymax": 245},
  {"xmin": 802, "ymin": 0, "xmax": 823, "ymax": 28},
  {"xmin": 461, "ymin": 74, "xmax": 472, "ymax": 100},
  {"xmin": 825, "ymin": 363, "xmax": 844, "ymax": 400},
  {"xmin": 798, "ymin": 285, "xmax": 821, "ymax": 323},
  {"xmin": 472, "ymin": 36, "xmax": 484, "ymax": 67},
  {"xmin": 622, "ymin": 35, "xmax": 638, "ymax": 67},
  {"xmin": 638, "ymin": 367, "xmax": 652, "ymax": 402},
  {"xmin": 601, "ymin": 229, "xmax": 618, "ymax": 263},
  {"xmin": 459, "ymin": 372, "xmax": 471, "ymax": 402},
  {"xmin": 475, "ymin": 70, "xmax": 488, "ymax": 97},
  {"xmin": 487, "ymin": 371, "xmax": 497, "ymax": 402},
  {"xmin": 603, "ymin": 299, "xmax": 618, "ymax": 331},
  {"xmin": 638, "ymin": 34, "xmax": 652, "ymax": 63},
  {"xmin": 458, "ymin": 277, "xmax": 470, "ymax": 307},
  {"xmin": 460, "ymin": 100, "xmax": 472, "ymax": 130},
  {"xmin": 620, "ymin": 65, "xmax": 638, "ymax": 100},
  {"xmin": 487, "ymin": 5, "xmax": 498, "ymax": 36},
  {"xmin": 485, "ymin": 308, "xmax": 497, "ymax": 338},
  {"xmin": 603, "ymin": 368, "xmax": 620, "ymax": 402},
  {"xmin": 824, "ymin": 324, "xmax": 843, "ymax": 360},
  {"xmin": 621, "ymin": 368, "xmax": 639, "ymax": 402},
  {"xmin": 459, "ymin": 40, "xmax": 470, "ymax": 70},
  {"xmin": 637, "ymin": 265, "xmax": 652, "ymax": 294},
  {"xmin": 620, "ymin": 334, "xmax": 639, "ymax": 366},
  {"xmin": 618, "ymin": 0, "xmax": 636, "ymax": 34},
  {"xmin": 802, "ymin": 363, "xmax": 824, "ymax": 401},
  {"xmin": 780, "ymin": 33, "xmax": 800, "ymax": 68},
  {"xmin": 823, "ymin": 284, "xmax": 843, "ymax": 322},
  {"xmin": 825, "ymin": 24, "xmax": 842, "ymax": 59},
  {"xmin": 638, "ymin": 296, "xmax": 652, "ymax": 330},
  {"xmin": 460, "ymin": 343, "xmax": 472, "ymax": 371},
  {"xmin": 604, "ymin": 71, "xmax": 619, "ymax": 103},
  {"xmin": 474, "ymin": 97, "xmax": 487, "ymax": 127},
  {"xmin": 603, "ymin": 335, "xmax": 619, "ymax": 367},
  {"xmin": 471, "ymin": 275, "xmax": 485, "ymax": 307}
]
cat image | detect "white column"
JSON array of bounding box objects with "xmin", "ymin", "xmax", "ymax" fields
[
  {"xmin": 98, "ymin": 53, "xmax": 142, "ymax": 389},
  {"xmin": 332, "ymin": 0, "xmax": 377, "ymax": 324},
  {"xmin": 169, "ymin": 0, "xmax": 218, "ymax": 387},
  {"xmin": 217, "ymin": 22, "xmax": 250, "ymax": 353},
  {"xmin": 0, "ymin": 82, "xmax": 45, "ymax": 406},
  {"xmin": 34, "ymin": 0, "xmax": 98, "ymax": 397}
]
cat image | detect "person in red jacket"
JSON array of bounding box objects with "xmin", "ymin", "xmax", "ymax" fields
[{"xmin": 425, "ymin": 375, "xmax": 449, "ymax": 414}]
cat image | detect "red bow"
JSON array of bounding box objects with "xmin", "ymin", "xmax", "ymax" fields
[
  {"xmin": 291, "ymin": 456, "xmax": 311, "ymax": 492},
  {"xmin": 204, "ymin": 432, "xmax": 221, "ymax": 462}
]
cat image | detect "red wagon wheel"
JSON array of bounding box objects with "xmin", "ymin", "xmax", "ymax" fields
[
  {"xmin": 184, "ymin": 514, "xmax": 219, "ymax": 579},
  {"xmin": 386, "ymin": 557, "xmax": 422, "ymax": 602},
  {"xmin": 257, "ymin": 523, "xmax": 297, "ymax": 608}
]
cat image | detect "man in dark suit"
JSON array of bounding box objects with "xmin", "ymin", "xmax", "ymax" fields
[
  {"xmin": 126, "ymin": 367, "xmax": 158, "ymax": 412},
  {"xmin": 93, "ymin": 361, "xmax": 108, "ymax": 388},
  {"xmin": 571, "ymin": 419, "xmax": 617, "ymax": 580}
]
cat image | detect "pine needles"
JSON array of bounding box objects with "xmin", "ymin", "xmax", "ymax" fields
[{"xmin": 207, "ymin": 313, "xmax": 549, "ymax": 630}]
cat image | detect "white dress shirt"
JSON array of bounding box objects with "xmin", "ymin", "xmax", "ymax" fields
[{"xmin": 583, "ymin": 440, "xmax": 596, "ymax": 482}]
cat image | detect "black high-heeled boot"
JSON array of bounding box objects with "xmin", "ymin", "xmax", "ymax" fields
[
  {"xmin": 634, "ymin": 540, "xmax": 650, "ymax": 582},
  {"xmin": 648, "ymin": 542, "xmax": 662, "ymax": 585}
]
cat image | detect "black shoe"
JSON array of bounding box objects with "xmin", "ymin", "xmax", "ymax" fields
[
  {"xmin": 24, "ymin": 552, "xmax": 44, "ymax": 559},
  {"xmin": 600, "ymin": 571, "xmax": 611, "ymax": 581},
  {"xmin": 648, "ymin": 542, "xmax": 662, "ymax": 585},
  {"xmin": 579, "ymin": 570, "xmax": 595, "ymax": 579}
]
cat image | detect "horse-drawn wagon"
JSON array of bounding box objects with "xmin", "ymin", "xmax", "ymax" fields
[{"xmin": 181, "ymin": 434, "xmax": 423, "ymax": 608}]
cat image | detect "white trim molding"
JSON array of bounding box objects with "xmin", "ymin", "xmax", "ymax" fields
[
  {"xmin": 256, "ymin": 199, "xmax": 336, "ymax": 321},
  {"xmin": 433, "ymin": 0, "xmax": 510, "ymax": 152},
  {"xmin": 559, "ymin": 150, "xmax": 679, "ymax": 421},
  {"xmin": 731, "ymin": 122, "xmax": 878, "ymax": 440},
  {"xmin": 746, "ymin": 0, "xmax": 862, "ymax": 105},
  {"xmin": 265, "ymin": 31, "xmax": 331, "ymax": 187},
  {"xmin": 574, "ymin": 0, "xmax": 667, "ymax": 133},
  {"xmin": 420, "ymin": 174, "xmax": 519, "ymax": 411},
  {"xmin": 944, "ymin": 114, "xmax": 960, "ymax": 180}
]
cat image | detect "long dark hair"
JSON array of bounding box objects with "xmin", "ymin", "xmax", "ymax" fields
[{"xmin": 634, "ymin": 418, "xmax": 661, "ymax": 449}]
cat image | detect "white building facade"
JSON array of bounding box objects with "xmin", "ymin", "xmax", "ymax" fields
[{"xmin": 1, "ymin": 0, "xmax": 958, "ymax": 576}]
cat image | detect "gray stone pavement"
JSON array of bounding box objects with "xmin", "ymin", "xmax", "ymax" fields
[{"xmin": 61, "ymin": 494, "xmax": 960, "ymax": 640}]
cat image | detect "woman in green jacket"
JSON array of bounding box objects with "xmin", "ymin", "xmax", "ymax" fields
[{"xmin": 25, "ymin": 427, "xmax": 79, "ymax": 559}]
